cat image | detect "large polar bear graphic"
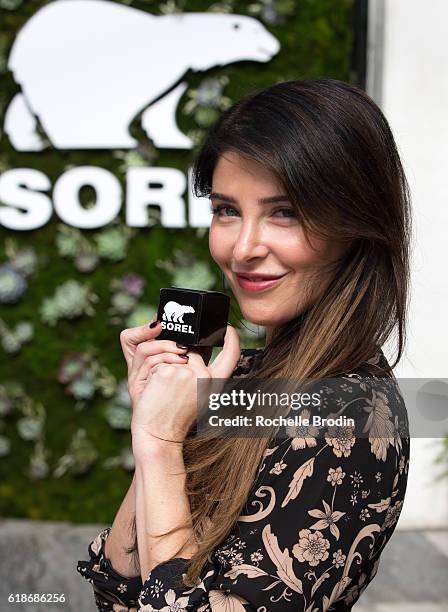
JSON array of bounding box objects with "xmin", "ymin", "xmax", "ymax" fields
[
  {"xmin": 4, "ymin": 0, "xmax": 280, "ymax": 151},
  {"xmin": 163, "ymin": 301, "xmax": 195, "ymax": 323}
]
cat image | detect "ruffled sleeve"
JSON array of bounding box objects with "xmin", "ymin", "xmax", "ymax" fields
[
  {"xmin": 76, "ymin": 527, "xmax": 142, "ymax": 611},
  {"xmin": 132, "ymin": 371, "xmax": 410, "ymax": 611}
]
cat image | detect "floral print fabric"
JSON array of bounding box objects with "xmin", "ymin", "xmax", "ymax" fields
[{"xmin": 77, "ymin": 347, "xmax": 410, "ymax": 611}]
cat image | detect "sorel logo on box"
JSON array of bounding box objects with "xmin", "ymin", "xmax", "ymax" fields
[{"xmin": 161, "ymin": 301, "xmax": 195, "ymax": 334}]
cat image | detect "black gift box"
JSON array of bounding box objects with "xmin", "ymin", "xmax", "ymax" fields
[{"xmin": 156, "ymin": 287, "xmax": 230, "ymax": 347}]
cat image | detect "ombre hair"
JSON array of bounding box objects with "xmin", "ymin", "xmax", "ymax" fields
[{"xmin": 127, "ymin": 77, "xmax": 412, "ymax": 587}]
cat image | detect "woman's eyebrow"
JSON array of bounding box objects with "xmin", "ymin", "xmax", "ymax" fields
[{"xmin": 209, "ymin": 192, "xmax": 290, "ymax": 204}]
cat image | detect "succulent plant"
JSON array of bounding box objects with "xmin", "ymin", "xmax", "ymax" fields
[
  {"xmin": 94, "ymin": 226, "xmax": 133, "ymax": 261},
  {"xmin": 121, "ymin": 273, "xmax": 146, "ymax": 297},
  {"xmin": 67, "ymin": 372, "xmax": 96, "ymax": 401},
  {"xmin": 104, "ymin": 404, "xmax": 132, "ymax": 430},
  {"xmin": 28, "ymin": 440, "xmax": 50, "ymax": 479},
  {"xmin": 120, "ymin": 448, "xmax": 135, "ymax": 471},
  {"xmin": 194, "ymin": 106, "xmax": 220, "ymax": 128},
  {"xmin": 57, "ymin": 281, "xmax": 97, "ymax": 317},
  {"xmin": 102, "ymin": 447, "xmax": 135, "ymax": 472},
  {"xmin": 172, "ymin": 261, "xmax": 215, "ymax": 290},
  {"xmin": 183, "ymin": 76, "xmax": 231, "ymax": 123},
  {"xmin": 247, "ymin": 0, "xmax": 295, "ymax": 25},
  {"xmin": 1, "ymin": 333, "xmax": 21, "ymax": 354},
  {"xmin": 159, "ymin": 0, "xmax": 187, "ymax": 15},
  {"xmin": 17, "ymin": 416, "xmax": 43, "ymax": 441},
  {"xmin": 125, "ymin": 304, "xmax": 158, "ymax": 328},
  {"xmin": 0, "ymin": 263, "xmax": 28, "ymax": 304},
  {"xmin": 9, "ymin": 247, "xmax": 38, "ymax": 277},
  {"xmin": 103, "ymin": 376, "xmax": 133, "ymax": 430},
  {"xmin": 111, "ymin": 292, "xmax": 137, "ymax": 315},
  {"xmin": 39, "ymin": 299, "xmax": 59, "ymax": 326},
  {"xmin": 57, "ymin": 234, "xmax": 78, "ymax": 257},
  {"xmin": 109, "ymin": 272, "xmax": 146, "ymax": 321},
  {"xmin": 53, "ymin": 428, "xmax": 98, "ymax": 478},
  {"xmin": 197, "ymin": 78, "xmax": 228, "ymax": 106},
  {"xmin": 55, "ymin": 225, "xmax": 103, "ymax": 272},
  {"xmin": 40, "ymin": 280, "xmax": 99, "ymax": 325},
  {"xmin": 58, "ymin": 352, "xmax": 90, "ymax": 384},
  {"xmin": 58, "ymin": 351, "xmax": 116, "ymax": 407},
  {"xmin": 113, "ymin": 149, "xmax": 148, "ymax": 172},
  {"xmin": 74, "ymin": 251, "xmax": 100, "ymax": 273},
  {"xmin": 92, "ymin": 363, "xmax": 117, "ymax": 399},
  {"xmin": 55, "ymin": 225, "xmax": 84, "ymax": 257},
  {"xmin": 2, "ymin": 381, "xmax": 24, "ymax": 399},
  {"xmin": 208, "ymin": 0, "xmax": 235, "ymax": 13},
  {"xmin": 0, "ymin": 318, "xmax": 34, "ymax": 354},
  {"xmin": 14, "ymin": 321, "xmax": 34, "ymax": 342},
  {"xmin": 186, "ymin": 128, "xmax": 207, "ymax": 147}
]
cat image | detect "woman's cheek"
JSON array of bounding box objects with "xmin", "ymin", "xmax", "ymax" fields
[{"xmin": 209, "ymin": 227, "xmax": 232, "ymax": 267}]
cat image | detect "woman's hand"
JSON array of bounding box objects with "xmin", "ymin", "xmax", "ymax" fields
[
  {"xmin": 119, "ymin": 315, "xmax": 192, "ymax": 408},
  {"xmin": 130, "ymin": 324, "xmax": 241, "ymax": 459}
]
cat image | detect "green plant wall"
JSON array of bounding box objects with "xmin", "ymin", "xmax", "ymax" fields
[{"xmin": 0, "ymin": 0, "xmax": 354, "ymax": 523}]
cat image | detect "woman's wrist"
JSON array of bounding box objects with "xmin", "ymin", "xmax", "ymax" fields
[{"xmin": 132, "ymin": 430, "xmax": 184, "ymax": 464}]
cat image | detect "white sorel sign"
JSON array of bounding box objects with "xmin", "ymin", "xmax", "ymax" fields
[{"xmin": 0, "ymin": 166, "xmax": 212, "ymax": 230}]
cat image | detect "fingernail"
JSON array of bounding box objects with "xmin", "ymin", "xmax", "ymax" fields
[
  {"xmin": 176, "ymin": 343, "xmax": 188, "ymax": 349},
  {"xmin": 149, "ymin": 320, "xmax": 159, "ymax": 328},
  {"xmin": 227, "ymin": 321, "xmax": 233, "ymax": 326},
  {"xmin": 180, "ymin": 354, "xmax": 189, "ymax": 360}
]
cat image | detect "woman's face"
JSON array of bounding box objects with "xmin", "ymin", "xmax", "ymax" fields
[{"xmin": 209, "ymin": 151, "xmax": 348, "ymax": 343}]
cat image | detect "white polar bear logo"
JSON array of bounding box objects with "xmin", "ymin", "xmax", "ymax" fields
[
  {"xmin": 4, "ymin": 0, "xmax": 280, "ymax": 151},
  {"xmin": 162, "ymin": 301, "xmax": 195, "ymax": 323}
]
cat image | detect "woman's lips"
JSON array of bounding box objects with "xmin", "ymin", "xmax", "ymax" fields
[{"xmin": 235, "ymin": 273, "xmax": 286, "ymax": 292}]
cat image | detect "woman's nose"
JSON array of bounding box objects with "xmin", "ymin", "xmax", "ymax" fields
[{"xmin": 232, "ymin": 220, "xmax": 269, "ymax": 261}]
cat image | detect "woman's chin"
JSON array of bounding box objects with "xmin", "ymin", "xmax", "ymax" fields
[
  {"xmin": 237, "ymin": 303, "xmax": 288, "ymax": 329},
  {"xmin": 240, "ymin": 313, "xmax": 274, "ymax": 328}
]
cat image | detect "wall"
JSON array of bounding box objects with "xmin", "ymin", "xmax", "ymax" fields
[{"xmin": 369, "ymin": 0, "xmax": 448, "ymax": 528}]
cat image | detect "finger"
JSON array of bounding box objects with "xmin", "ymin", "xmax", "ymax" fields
[
  {"xmin": 131, "ymin": 339, "xmax": 189, "ymax": 373},
  {"xmin": 119, "ymin": 317, "xmax": 161, "ymax": 370},
  {"xmin": 132, "ymin": 351, "xmax": 189, "ymax": 384},
  {"xmin": 186, "ymin": 326, "xmax": 240, "ymax": 377},
  {"xmin": 182, "ymin": 347, "xmax": 209, "ymax": 375},
  {"xmin": 208, "ymin": 325, "xmax": 241, "ymax": 379},
  {"xmin": 150, "ymin": 361, "xmax": 186, "ymax": 375}
]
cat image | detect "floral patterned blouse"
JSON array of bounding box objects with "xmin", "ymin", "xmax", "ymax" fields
[{"xmin": 77, "ymin": 346, "xmax": 410, "ymax": 611}]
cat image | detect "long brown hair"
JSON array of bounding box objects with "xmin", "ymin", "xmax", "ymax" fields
[{"xmin": 127, "ymin": 78, "xmax": 412, "ymax": 587}]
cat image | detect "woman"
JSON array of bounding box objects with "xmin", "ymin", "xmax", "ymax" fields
[{"xmin": 77, "ymin": 77, "xmax": 411, "ymax": 611}]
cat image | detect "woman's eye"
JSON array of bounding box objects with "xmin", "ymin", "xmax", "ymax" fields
[
  {"xmin": 209, "ymin": 203, "xmax": 297, "ymax": 220},
  {"xmin": 209, "ymin": 204, "xmax": 237, "ymax": 216},
  {"xmin": 275, "ymin": 208, "xmax": 296, "ymax": 218}
]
